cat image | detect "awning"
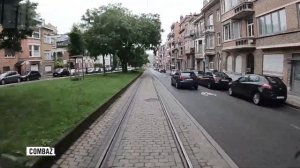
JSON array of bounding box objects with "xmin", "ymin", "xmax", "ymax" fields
[{"xmin": 15, "ymin": 61, "xmax": 24, "ymax": 67}]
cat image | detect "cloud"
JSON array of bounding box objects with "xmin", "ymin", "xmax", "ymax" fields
[{"xmin": 31, "ymin": 0, "xmax": 203, "ymax": 42}]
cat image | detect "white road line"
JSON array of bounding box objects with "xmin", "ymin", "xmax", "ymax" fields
[{"xmin": 290, "ymin": 124, "xmax": 300, "ymax": 130}]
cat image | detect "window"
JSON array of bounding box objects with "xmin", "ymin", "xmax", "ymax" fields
[
  {"xmin": 258, "ymin": 9, "xmax": 287, "ymax": 36},
  {"xmin": 4, "ymin": 49, "xmax": 15, "ymax": 58},
  {"xmin": 32, "ymin": 30, "xmax": 40, "ymax": 39},
  {"xmin": 29, "ymin": 45, "xmax": 40, "ymax": 57},
  {"xmin": 298, "ymin": 4, "xmax": 300, "ymax": 27},
  {"xmin": 217, "ymin": 33, "xmax": 221, "ymax": 45},
  {"xmin": 223, "ymin": 0, "xmax": 239, "ymax": 13},
  {"xmin": 217, "ymin": 9, "xmax": 220, "ymax": 22},
  {"xmin": 44, "ymin": 36, "xmax": 51, "ymax": 44},
  {"xmin": 232, "ymin": 22, "xmax": 241, "ymax": 39},
  {"xmin": 207, "ymin": 14, "xmax": 214, "ymax": 26},
  {"xmin": 247, "ymin": 19, "xmax": 254, "ymax": 37},
  {"xmin": 209, "ymin": 62, "xmax": 214, "ymax": 70},
  {"xmin": 223, "ymin": 23, "xmax": 231, "ymax": 41},
  {"xmin": 206, "ymin": 34, "xmax": 215, "ymax": 49},
  {"xmin": 44, "ymin": 52, "xmax": 52, "ymax": 60}
]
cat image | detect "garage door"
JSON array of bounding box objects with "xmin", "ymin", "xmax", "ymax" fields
[
  {"xmin": 45, "ymin": 66, "xmax": 52, "ymax": 72},
  {"xmin": 227, "ymin": 56, "xmax": 233, "ymax": 72},
  {"xmin": 235, "ymin": 56, "xmax": 242, "ymax": 73},
  {"xmin": 30, "ymin": 64, "xmax": 39, "ymax": 71},
  {"xmin": 263, "ymin": 54, "xmax": 284, "ymax": 77}
]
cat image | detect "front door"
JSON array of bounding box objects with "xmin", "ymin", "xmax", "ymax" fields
[{"xmin": 292, "ymin": 61, "xmax": 300, "ymax": 94}]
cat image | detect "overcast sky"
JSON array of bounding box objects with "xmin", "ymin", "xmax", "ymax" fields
[{"xmin": 31, "ymin": 0, "xmax": 203, "ymax": 43}]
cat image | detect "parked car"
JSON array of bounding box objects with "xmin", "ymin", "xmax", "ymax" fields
[
  {"xmin": 170, "ymin": 69, "xmax": 177, "ymax": 76},
  {"xmin": 20, "ymin": 71, "xmax": 41, "ymax": 81},
  {"xmin": 198, "ymin": 71, "xmax": 232, "ymax": 89},
  {"xmin": 0, "ymin": 71, "xmax": 21, "ymax": 85},
  {"xmin": 53, "ymin": 69, "xmax": 70, "ymax": 77},
  {"xmin": 159, "ymin": 69, "xmax": 166, "ymax": 73},
  {"xmin": 228, "ymin": 74, "xmax": 287, "ymax": 105},
  {"xmin": 171, "ymin": 71, "xmax": 198, "ymax": 90}
]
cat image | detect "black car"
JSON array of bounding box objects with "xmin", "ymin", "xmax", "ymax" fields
[
  {"xmin": 171, "ymin": 71, "xmax": 198, "ymax": 90},
  {"xmin": 0, "ymin": 71, "xmax": 21, "ymax": 85},
  {"xmin": 21, "ymin": 71, "xmax": 41, "ymax": 81},
  {"xmin": 159, "ymin": 69, "xmax": 166, "ymax": 73},
  {"xmin": 53, "ymin": 69, "xmax": 70, "ymax": 77},
  {"xmin": 228, "ymin": 74, "xmax": 287, "ymax": 105},
  {"xmin": 198, "ymin": 71, "xmax": 232, "ymax": 89}
]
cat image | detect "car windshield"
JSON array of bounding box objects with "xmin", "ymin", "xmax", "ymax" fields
[
  {"xmin": 214, "ymin": 72, "xmax": 228, "ymax": 78},
  {"xmin": 266, "ymin": 76, "xmax": 283, "ymax": 84},
  {"xmin": 181, "ymin": 72, "xmax": 195, "ymax": 77},
  {"xmin": 0, "ymin": 72, "xmax": 8, "ymax": 78}
]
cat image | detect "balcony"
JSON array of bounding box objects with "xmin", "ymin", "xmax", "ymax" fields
[
  {"xmin": 222, "ymin": 37, "xmax": 256, "ymax": 51},
  {"xmin": 232, "ymin": 1, "xmax": 254, "ymax": 20},
  {"xmin": 204, "ymin": 25, "xmax": 214, "ymax": 34}
]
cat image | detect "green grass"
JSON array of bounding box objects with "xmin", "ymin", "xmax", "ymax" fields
[{"xmin": 0, "ymin": 72, "xmax": 140, "ymax": 156}]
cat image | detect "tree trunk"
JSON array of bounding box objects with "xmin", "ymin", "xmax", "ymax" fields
[{"xmin": 102, "ymin": 55, "xmax": 106, "ymax": 74}]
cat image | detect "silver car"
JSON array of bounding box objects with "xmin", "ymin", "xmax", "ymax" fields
[{"xmin": 0, "ymin": 71, "xmax": 21, "ymax": 85}]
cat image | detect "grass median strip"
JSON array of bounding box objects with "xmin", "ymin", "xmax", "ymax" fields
[{"xmin": 0, "ymin": 72, "xmax": 140, "ymax": 156}]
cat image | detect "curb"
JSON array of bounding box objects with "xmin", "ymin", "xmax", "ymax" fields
[
  {"xmin": 285, "ymin": 102, "xmax": 300, "ymax": 110},
  {"xmin": 28, "ymin": 72, "xmax": 142, "ymax": 168}
]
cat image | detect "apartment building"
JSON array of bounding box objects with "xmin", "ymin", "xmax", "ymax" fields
[
  {"xmin": 254, "ymin": 0, "xmax": 300, "ymax": 95},
  {"xmin": 202, "ymin": 0, "xmax": 223, "ymax": 71},
  {"xmin": 41, "ymin": 23, "xmax": 58, "ymax": 75},
  {"xmin": 170, "ymin": 22, "xmax": 180, "ymax": 70},
  {"xmin": 220, "ymin": 0, "xmax": 256, "ymax": 76},
  {"xmin": 192, "ymin": 14, "xmax": 205, "ymax": 71}
]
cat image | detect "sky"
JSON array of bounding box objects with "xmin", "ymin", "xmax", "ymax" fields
[{"xmin": 31, "ymin": 0, "xmax": 203, "ymax": 43}]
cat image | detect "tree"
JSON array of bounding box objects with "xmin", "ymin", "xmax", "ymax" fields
[
  {"xmin": 0, "ymin": 0, "xmax": 38, "ymax": 52},
  {"xmin": 68, "ymin": 25, "xmax": 85, "ymax": 56},
  {"xmin": 81, "ymin": 3, "xmax": 162, "ymax": 72}
]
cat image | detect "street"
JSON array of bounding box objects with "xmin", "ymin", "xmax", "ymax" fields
[{"xmin": 151, "ymin": 69, "xmax": 300, "ymax": 168}]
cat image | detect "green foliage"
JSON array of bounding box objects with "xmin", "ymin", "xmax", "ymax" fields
[
  {"xmin": 81, "ymin": 3, "xmax": 162, "ymax": 72},
  {"xmin": 0, "ymin": 0, "xmax": 39, "ymax": 52},
  {"xmin": 0, "ymin": 73, "xmax": 140, "ymax": 157},
  {"xmin": 54, "ymin": 58, "xmax": 64, "ymax": 69},
  {"xmin": 68, "ymin": 25, "xmax": 85, "ymax": 56}
]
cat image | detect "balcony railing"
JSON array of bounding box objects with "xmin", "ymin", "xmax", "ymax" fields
[
  {"xmin": 232, "ymin": 1, "xmax": 254, "ymax": 20},
  {"xmin": 222, "ymin": 37, "xmax": 255, "ymax": 51},
  {"xmin": 205, "ymin": 25, "xmax": 214, "ymax": 34},
  {"xmin": 235, "ymin": 37, "xmax": 255, "ymax": 47}
]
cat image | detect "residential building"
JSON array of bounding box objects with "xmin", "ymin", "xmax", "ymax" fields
[
  {"xmin": 220, "ymin": 0, "xmax": 256, "ymax": 76},
  {"xmin": 202, "ymin": 0, "xmax": 223, "ymax": 71},
  {"xmin": 254, "ymin": 0, "xmax": 300, "ymax": 95},
  {"xmin": 192, "ymin": 14, "xmax": 206, "ymax": 71},
  {"xmin": 170, "ymin": 22, "xmax": 180, "ymax": 70},
  {"xmin": 41, "ymin": 23, "xmax": 58, "ymax": 75}
]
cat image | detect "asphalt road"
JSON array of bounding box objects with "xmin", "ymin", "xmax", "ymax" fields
[{"xmin": 151, "ymin": 69, "xmax": 300, "ymax": 168}]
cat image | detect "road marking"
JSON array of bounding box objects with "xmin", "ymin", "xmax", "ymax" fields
[
  {"xmin": 201, "ymin": 92, "xmax": 217, "ymax": 97},
  {"xmin": 290, "ymin": 124, "xmax": 300, "ymax": 130}
]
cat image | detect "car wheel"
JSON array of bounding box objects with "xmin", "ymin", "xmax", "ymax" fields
[
  {"xmin": 27, "ymin": 78, "xmax": 30, "ymax": 81},
  {"xmin": 175, "ymin": 82, "xmax": 180, "ymax": 89},
  {"xmin": 1, "ymin": 80, "xmax": 5, "ymax": 85},
  {"xmin": 207, "ymin": 82, "xmax": 213, "ymax": 89},
  {"xmin": 252, "ymin": 92, "xmax": 262, "ymax": 105},
  {"xmin": 194, "ymin": 85, "xmax": 198, "ymax": 90},
  {"xmin": 228, "ymin": 87, "xmax": 234, "ymax": 96},
  {"xmin": 17, "ymin": 78, "xmax": 21, "ymax": 83}
]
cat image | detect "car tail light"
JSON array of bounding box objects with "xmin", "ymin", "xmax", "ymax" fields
[
  {"xmin": 180, "ymin": 76, "xmax": 185, "ymax": 81},
  {"xmin": 262, "ymin": 83, "xmax": 272, "ymax": 90}
]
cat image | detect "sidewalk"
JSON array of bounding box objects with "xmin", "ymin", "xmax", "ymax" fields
[{"xmin": 286, "ymin": 94, "xmax": 300, "ymax": 109}]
